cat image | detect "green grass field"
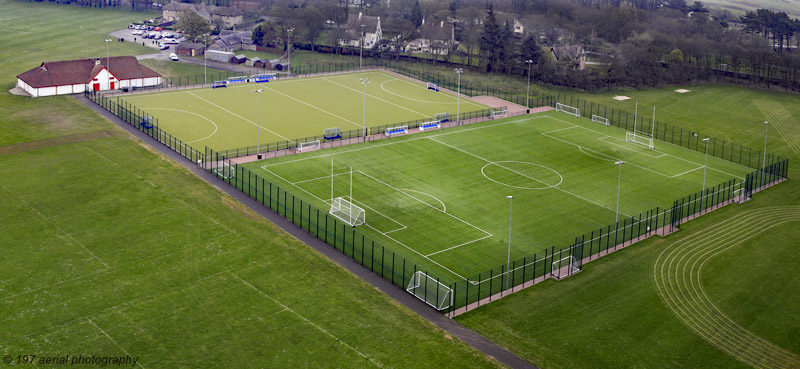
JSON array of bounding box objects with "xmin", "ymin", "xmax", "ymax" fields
[
  {"xmin": 119, "ymin": 70, "xmax": 487, "ymax": 151},
  {"xmin": 244, "ymin": 111, "xmax": 753, "ymax": 282}
]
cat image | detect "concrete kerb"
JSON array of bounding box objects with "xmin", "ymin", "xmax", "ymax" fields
[{"xmin": 76, "ymin": 94, "xmax": 538, "ymax": 369}]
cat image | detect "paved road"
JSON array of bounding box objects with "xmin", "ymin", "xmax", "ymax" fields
[{"xmin": 76, "ymin": 94, "xmax": 539, "ymax": 369}]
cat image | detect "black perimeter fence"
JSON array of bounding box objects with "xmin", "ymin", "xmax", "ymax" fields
[{"xmin": 85, "ymin": 61, "xmax": 790, "ymax": 316}]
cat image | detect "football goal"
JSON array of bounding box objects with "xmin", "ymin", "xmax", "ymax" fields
[
  {"xmin": 252, "ymin": 73, "xmax": 276, "ymax": 83},
  {"xmin": 385, "ymin": 126, "xmax": 408, "ymax": 136},
  {"xmin": 213, "ymin": 162, "xmax": 236, "ymax": 179},
  {"xmin": 139, "ymin": 116, "xmax": 154, "ymax": 129},
  {"xmin": 732, "ymin": 188, "xmax": 750, "ymax": 203},
  {"xmin": 626, "ymin": 132, "xmax": 655, "ymax": 149},
  {"xmin": 435, "ymin": 112, "xmax": 449, "ymax": 122},
  {"xmin": 212, "ymin": 80, "xmax": 228, "ymax": 89},
  {"xmin": 491, "ymin": 110, "xmax": 508, "ymax": 119},
  {"xmin": 556, "ymin": 103, "xmax": 581, "ymax": 117},
  {"xmin": 592, "ymin": 115, "xmax": 610, "ymax": 126},
  {"xmin": 419, "ymin": 121, "xmax": 441, "ymax": 131},
  {"xmin": 297, "ymin": 140, "xmax": 320, "ymax": 152},
  {"xmin": 426, "ymin": 82, "xmax": 439, "ymax": 92},
  {"xmin": 551, "ymin": 255, "xmax": 581, "ymax": 280},
  {"xmin": 323, "ymin": 127, "xmax": 341, "ymax": 140},
  {"xmin": 329, "ymin": 197, "xmax": 365, "ymax": 227},
  {"xmin": 407, "ymin": 271, "xmax": 453, "ymax": 310}
]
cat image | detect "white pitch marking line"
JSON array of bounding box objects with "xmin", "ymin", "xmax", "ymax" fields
[
  {"xmin": 139, "ymin": 107, "xmax": 218, "ymax": 143},
  {"xmin": 426, "ymin": 235, "xmax": 493, "ymax": 257},
  {"xmin": 322, "ymin": 77, "xmax": 430, "ymax": 118},
  {"xmin": 671, "ymin": 166, "xmax": 704, "ymax": 178},
  {"xmin": 233, "ymin": 273, "xmax": 384, "ymax": 368},
  {"xmin": 384, "ymin": 73, "xmax": 486, "ymax": 108},
  {"xmin": 187, "ymin": 92, "xmax": 293, "ymax": 141},
  {"xmin": 427, "ymin": 137, "xmax": 632, "ymax": 217},
  {"xmin": 399, "ymin": 188, "xmax": 446, "ymax": 212},
  {"xmin": 292, "ymin": 171, "xmax": 350, "ymax": 185},
  {"xmin": 379, "ymin": 79, "xmax": 458, "ymax": 105},
  {"xmin": 87, "ymin": 318, "xmax": 145, "ymax": 368}
]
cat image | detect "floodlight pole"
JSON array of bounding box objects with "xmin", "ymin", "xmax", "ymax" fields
[
  {"xmin": 361, "ymin": 78, "xmax": 369, "ymax": 141},
  {"xmin": 506, "ymin": 195, "xmax": 513, "ymax": 292},
  {"xmin": 701, "ymin": 138, "xmax": 710, "ymax": 211},
  {"xmin": 762, "ymin": 121, "xmax": 769, "ymax": 173},
  {"xmin": 525, "ymin": 60, "xmax": 533, "ymax": 110},
  {"xmin": 203, "ymin": 33, "xmax": 209, "ymax": 84},
  {"xmin": 455, "ymin": 68, "xmax": 463, "ymax": 126},
  {"xmin": 360, "ymin": 24, "xmax": 365, "ymax": 69},
  {"xmin": 287, "ymin": 28, "xmax": 294, "ymax": 76},
  {"xmin": 254, "ymin": 89, "xmax": 264, "ymax": 159},
  {"xmin": 105, "ymin": 39, "xmax": 112, "ymax": 74},
  {"xmin": 614, "ymin": 161, "xmax": 624, "ymax": 247}
]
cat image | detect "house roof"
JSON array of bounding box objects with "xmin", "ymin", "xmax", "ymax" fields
[
  {"xmin": 418, "ymin": 20, "xmax": 453, "ymax": 42},
  {"xmin": 17, "ymin": 56, "xmax": 160, "ymax": 88},
  {"xmin": 551, "ymin": 45, "xmax": 584, "ymax": 61},
  {"xmin": 207, "ymin": 5, "xmax": 243, "ymax": 17},
  {"xmin": 163, "ymin": 2, "xmax": 195, "ymax": 11},
  {"xmin": 346, "ymin": 12, "xmax": 379, "ymax": 35},
  {"xmin": 233, "ymin": 54, "xmax": 246, "ymax": 60},
  {"xmin": 177, "ymin": 42, "xmax": 206, "ymax": 50}
]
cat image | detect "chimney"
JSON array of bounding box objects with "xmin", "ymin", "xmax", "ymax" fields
[{"xmin": 96, "ymin": 58, "xmax": 101, "ymax": 65}]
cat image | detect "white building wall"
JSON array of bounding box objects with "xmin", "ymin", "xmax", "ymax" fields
[{"xmin": 37, "ymin": 86, "xmax": 57, "ymax": 97}]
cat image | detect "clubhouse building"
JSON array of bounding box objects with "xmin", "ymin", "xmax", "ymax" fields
[{"xmin": 16, "ymin": 56, "xmax": 162, "ymax": 97}]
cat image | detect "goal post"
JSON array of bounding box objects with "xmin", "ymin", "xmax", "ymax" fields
[
  {"xmin": 625, "ymin": 132, "xmax": 655, "ymax": 149},
  {"xmin": 297, "ymin": 140, "xmax": 321, "ymax": 152},
  {"xmin": 592, "ymin": 115, "xmax": 610, "ymax": 126},
  {"xmin": 435, "ymin": 112, "xmax": 449, "ymax": 122},
  {"xmin": 406, "ymin": 271, "xmax": 453, "ymax": 310},
  {"xmin": 323, "ymin": 127, "xmax": 341, "ymax": 140},
  {"xmin": 556, "ymin": 103, "xmax": 581, "ymax": 117},
  {"xmin": 213, "ymin": 162, "xmax": 235, "ymax": 179},
  {"xmin": 551, "ymin": 255, "xmax": 581, "ymax": 280},
  {"xmin": 329, "ymin": 197, "xmax": 365, "ymax": 227},
  {"xmin": 426, "ymin": 82, "xmax": 439, "ymax": 92}
]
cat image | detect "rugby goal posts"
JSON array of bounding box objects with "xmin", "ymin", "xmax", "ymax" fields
[
  {"xmin": 407, "ymin": 271, "xmax": 453, "ymax": 310},
  {"xmin": 626, "ymin": 132, "xmax": 655, "ymax": 149},
  {"xmin": 556, "ymin": 103, "xmax": 581, "ymax": 117},
  {"xmin": 592, "ymin": 115, "xmax": 610, "ymax": 126},
  {"xmin": 426, "ymin": 82, "xmax": 439, "ymax": 92},
  {"xmin": 212, "ymin": 80, "xmax": 228, "ymax": 89},
  {"xmin": 385, "ymin": 126, "xmax": 408, "ymax": 136},
  {"xmin": 323, "ymin": 127, "xmax": 341, "ymax": 140},
  {"xmin": 329, "ymin": 197, "xmax": 365, "ymax": 227},
  {"xmin": 551, "ymin": 255, "xmax": 581, "ymax": 280},
  {"xmin": 296, "ymin": 140, "xmax": 320, "ymax": 152},
  {"xmin": 213, "ymin": 162, "xmax": 236, "ymax": 179}
]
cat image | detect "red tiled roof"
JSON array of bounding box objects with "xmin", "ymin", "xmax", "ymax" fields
[{"xmin": 17, "ymin": 56, "xmax": 160, "ymax": 88}]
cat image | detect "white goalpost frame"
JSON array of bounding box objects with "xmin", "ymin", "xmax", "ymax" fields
[
  {"xmin": 435, "ymin": 112, "xmax": 449, "ymax": 122},
  {"xmin": 406, "ymin": 271, "xmax": 453, "ymax": 310},
  {"xmin": 213, "ymin": 162, "xmax": 235, "ymax": 179},
  {"xmin": 592, "ymin": 115, "xmax": 610, "ymax": 126},
  {"xmin": 555, "ymin": 103, "xmax": 580, "ymax": 117},
  {"xmin": 491, "ymin": 110, "xmax": 508, "ymax": 119},
  {"xmin": 385, "ymin": 125, "xmax": 408, "ymax": 136},
  {"xmin": 323, "ymin": 127, "xmax": 341, "ymax": 140},
  {"xmin": 551, "ymin": 255, "xmax": 580, "ymax": 280},
  {"xmin": 329, "ymin": 197, "xmax": 366, "ymax": 227},
  {"xmin": 626, "ymin": 132, "xmax": 655, "ymax": 149},
  {"xmin": 426, "ymin": 82, "xmax": 439, "ymax": 91},
  {"xmin": 296, "ymin": 140, "xmax": 321, "ymax": 152}
]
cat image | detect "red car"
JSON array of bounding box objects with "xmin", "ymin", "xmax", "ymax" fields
[{"xmin": 154, "ymin": 27, "xmax": 162, "ymax": 31}]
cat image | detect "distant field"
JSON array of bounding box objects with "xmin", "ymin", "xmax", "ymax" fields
[
  {"xmin": 702, "ymin": 0, "xmax": 800, "ymax": 18},
  {"xmin": 120, "ymin": 70, "xmax": 487, "ymax": 151},
  {"xmin": 245, "ymin": 111, "xmax": 752, "ymax": 282}
]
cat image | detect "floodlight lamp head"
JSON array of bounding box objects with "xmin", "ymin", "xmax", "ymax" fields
[
  {"xmin": 253, "ymin": 89, "xmax": 264, "ymax": 93},
  {"xmin": 525, "ymin": 59, "xmax": 533, "ymax": 63},
  {"xmin": 455, "ymin": 68, "xmax": 463, "ymax": 73},
  {"xmin": 703, "ymin": 138, "xmax": 710, "ymax": 142},
  {"xmin": 506, "ymin": 195, "xmax": 513, "ymax": 200},
  {"xmin": 764, "ymin": 121, "xmax": 769, "ymax": 125},
  {"xmin": 105, "ymin": 39, "xmax": 112, "ymax": 42},
  {"xmin": 615, "ymin": 161, "xmax": 624, "ymax": 165},
  {"xmin": 360, "ymin": 78, "xmax": 369, "ymax": 83}
]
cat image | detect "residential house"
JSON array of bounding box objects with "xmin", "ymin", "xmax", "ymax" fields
[
  {"xmin": 338, "ymin": 12, "xmax": 381, "ymax": 49},
  {"xmin": 550, "ymin": 44, "xmax": 586, "ymax": 71},
  {"xmin": 405, "ymin": 20, "xmax": 455, "ymax": 55},
  {"xmin": 16, "ymin": 56, "xmax": 161, "ymax": 97},
  {"xmin": 176, "ymin": 42, "xmax": 206, "ymax": 57},
  {"xmin": 496, "ymin": 13, "xmax": 524, "ymax": 37},
  {"xmin": 208, "ymin": 31, "xmax": 255, "ymax": 52},
  {"xmin": 162, "ymin": 2, "xmax": 243, "ymax": 29}
]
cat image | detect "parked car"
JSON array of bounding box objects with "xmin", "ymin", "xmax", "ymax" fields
[
  {"xmin": 154, "ymin": 34, "xmax": 162, "ymax": 40},
  {"xmin": 128, "ymin": 24, "xmax": 135, "ymax": 29},
  {"xmin": 154, "ymin": 27, "xmax": 162, "ymax": 31},
  {"xmin": 159, "ymin": 43, "xmax": 169, "ymax": 50},
  {"xmin": 165, "ymin": 38, "xmax": 179, "ymax": 45},
  {"xmin": 169, "ymin": 53, "xmax": 179, "ymax": 61}
]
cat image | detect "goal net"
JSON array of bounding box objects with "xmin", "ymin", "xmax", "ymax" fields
[
  {"xmin": 592, "ymin": 115, "xmax": 610, "ymax": 126},
  {"xmin": 491, "ymin": 110, "xmax": 508, "ymax": 119},
  {"xmin": 732, "ymin": 188, "xmax": 750, "ymax": 203},
  {"xmin": 556, "ymin": 103, "xmax": 580, "ymax": 117},
  {"xmin": 407, "ymin": 271, "xmax": 453, "ymax": 310},
  {"xmin": 385, "ymin": 126, "xmax": 408, "ymax": 136},
  {"xmin": 329, "ymin": 197, "xmax": 365, "ymax": 227},
  {"xmin": 426, "ymin": 82, "xmax": 439, "ymax": 91},
  {"xmin": 435, "ymin": 112, "xmax": 449, "ymax": 122},
  {"xmin": 323, "ymin": 127, "xmax": 341, "ymax": 140},
  {"xmin": 213, "ymin": 162, "xmax": 235, "ymax": 179},
  {"xmin": 297, "ymin": 140, "xmax": 321, "ymax": 152},
  {"xmin": 626, "ymin": 132, "xmax": 655, "ymax": 149},
  {"xmin": 212, "ymin": 80, "xmax": 228, "ymax": 89},
  {"xmin": 551, "ymin": 255, "xmax": 580, "ymax": 280}
]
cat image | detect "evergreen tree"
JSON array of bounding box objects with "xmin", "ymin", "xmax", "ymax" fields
[
  {"xmin": 411, "ymin": 1, "xmax": 423, "ymax": 28},
  {"xmin": 479, "ymin": 5, "xmax": 502, "ymax": 72}
]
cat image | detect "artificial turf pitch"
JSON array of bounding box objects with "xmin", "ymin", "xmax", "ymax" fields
[
  {"xmin": 120, "ymin": 70, "xmax": 488, "ymax": 151},
  {"xmin": 244, "ymin": 111, "xmax": 753, "ymax": 282}
]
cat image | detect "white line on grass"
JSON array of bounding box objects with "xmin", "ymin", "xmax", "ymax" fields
[
  {"xmin": 399, "ymin": 188, "xmax": 446, "ymax": 212},
  {"xmin": 426, "ymin": 235, "xmax": 493, "ymax": 257},
  {"xmin": 87, "ymin": 318, "xmax": 145, "ymax": 368},
  {"xmin": 138, "ymin": 108, "xmax": 218, "ymax": 143},
  {"xmin": 379, "ymin": 79, "xmax": 458, "ymax": 105},
  {"xmin": 322, "ymin": 77, "xmax": 430, "ymax": 118},
  {"xmin": 233, "ymin": 272, "xmax": 385, "ymax": 369},
  {"xmin": 0, "ymin": 183, "xmax": 111, "ymax": 270},
  {"xmin": 384, "ymin": 73, "xmax": 486, "ymax": 109},
  {"xmin": 187, "ymin": 92, "xmax": 293, "ymax": 141},
  {"xmin": 427, "ymin": 137, "xmax": 632, "ymax": 217},
  {"xmin": 260, "ymin": 85, "xmax": 362, "ymax": 128},
  {"xmin": 597, "ymin": 136, "xmax": 667, "ymax": 158}
]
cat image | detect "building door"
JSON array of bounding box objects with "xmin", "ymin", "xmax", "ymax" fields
[
  {"xmin": 110, "ymin": 81, "xmax": 115, "ymax": 90},
  {"xmin": 93, "ymin": 83, "xmax": 100, "ymax": 91}
]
